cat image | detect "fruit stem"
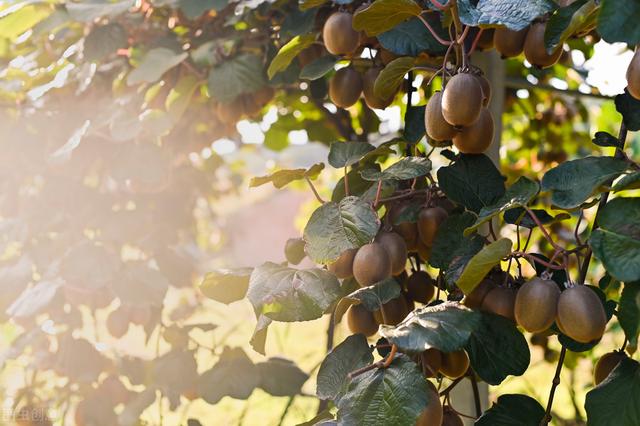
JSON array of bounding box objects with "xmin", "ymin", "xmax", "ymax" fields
[
  {"xmin": 429, "ymin": 0, "xmax": 449, "ymax": 11},
  {"xmin": 510, "ymin": 252, "xmax": 566, "ymax": 270},
  {"xmin": 343, "ymin": 166, "xmax": 350, "ymax": 196},
  {"xmin": 540, "ymin": 346, "xmax": 567, "ymax": 425},
  {"xmin": 347, "ymin": 361, "xmax": 384, "ymax": 379},
  {"xmin": 417, "ymin": 14, "xmax": 453, "ymax": 46},
  {"xmin": 382, "ymin": 344, "xmax": 398, "ymax": 368},
  {"xmin": 468, "ymin": 28, "xmax": 483, "ymax": 56},
  {"xmin": 524, "ymin": 206, "xmax": 564, "ymax": 252},
  {"xmin": 376, "ymin": 188, "xmax": 429, "ymax": 204},
  {"xmin": 470, "ymin": 373, "xmax": 482, "ymax": 417},
  {"xmin": 305, "ymin": 177, "xmax": 325, "ymax": 204},
  {"xmin": 439, "ymin": 376, "xmax": 464, "ymax": 396},
  {"xmin": 373, "ymin": 180, "xmax": 383, "ymax": 207}
]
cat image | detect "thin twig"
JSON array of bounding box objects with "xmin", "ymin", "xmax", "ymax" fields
[
  {"xmin": 540, "ymin": 346, "xmax": 567, "ymax": 425},
  {"xmin": 470, "ymin": 375, "xmax": 482, "ymax": 417},
  {"xmin": 417, "ymin": 14, "xmax": 452, "ymax": 46},
  {"xmin": 306, "ymin": 177, "xmax": 325, "ymax": 204},
  {"xmin": 510, "ymin": 252, "xmax": 567, "ymax": 270},
  {"xmin": 468, "ymin": 28, "xmax": 483, "ymax": 56},
  {"xmin": 524, "ymin": 207, "xmax": 564, "ymax": 252}
]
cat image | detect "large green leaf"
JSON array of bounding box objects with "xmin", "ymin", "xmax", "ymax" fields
[
  {"xmin": 429, "ymin": 211, "xmax": 478, "ymax": 269},
  {"xmin": 456, "ymin": 239, "xmax": 512, "ymax": 295},
  {"xmin": 304, "ymin": 196, "xmax": 380, "ymax": 264},
  {"xmin": 377, "ymin": 16, "xmax": 448, "ymax": 57},
  {"xmin": 541, "ymin": 156, "xmax": 630, "ymax": 209},
  {"xmin": 373, "ymin": 56, "xmax": 416, "ymax": 100},
  {"xmin": 465, "ymin": 176, "xmax": 539, "ymax": 235},
  {"xmin": 316, "ymin": 334, "xmax": 374, "ymax": 400},
  {"xmin": 592, "ymin": 131, "xmax": 623, "ymax": 149},
  {"xmin": 84, "ymin": 23, "xmax": 127, "ymax": 62},
  {"xmin": 249, "ymin": 163, "xmax": 324, "ymax": 189},
  {"xmin": 360, "ymin": 157, "xmax": 431, "ymax": 181},
  {"xmin": 590, "ymin": 197, "xmax": 640, "ymax": 282},
  {"xmin": 503, "ymin": 207, "xmax": 570, "ymax": 229},
  {"xmin": 443, "ymin": 235, "xmax": 486, "ymax": 288},
  {"xmin": 300, "ymin": 55, "xmax": 338, "ymax": 80},
  {"xmin": 268, "ymin": 34, "xmax": 316, "ymax": 79},
  {"xmin": 437, "ymin": 154, "xmax": 506, "ymax": 214},
  {"xmin": 465, "ymin": 312, "xmax": 530, "ymax": 385},
  {"xmin": 208, "ymin": 54, "xmax": 266, "ymax": 103},
  {"xmin": 256, "ymin": 357, "xmax": 309, "ymax": 396},
  {"xmin": 179, "ymin": 0, "xmax": 226, "ymax": 19},
  {"xmin": 336, "ymin": 356, "xmax": 433, "ymax": 425},
  {"xmin": 328, "ymin": 142, "xmax": 376, "ymax": 168},
  {"xmin": 341, "ymin": 278, "xmax": 402, "ymax": 311},
  {"xmin": 379, "ymin": 302, "xmax": 481, "ymax": 353},
  {"xmin": 67, "ymin": 0, "xmax": 135, "ymax": 22},
  {"xmin": 615, "ymin": 90, "xmax": 640, "ymax": 132},
  {"xmin": 200, "ymin": 268, "xmax": 253, "ymax": 304},
  {"xmin": 476, "ymin": 394, "xmax": 545, "ymax": 426},
  {"xmin": 618, "ymin": 282, "xmax": 640, "ymax": 347},
  {"xmin": 0, "ymin": 4, "xmax": 53, "ymax": 40},
  {"xmin": 127, "ymin": 48, "xmax": 188, "ymax": 86},
  {"xmin": 598, "ymin": 0, "xmax": 640, "ymax": 45},
  {"xmin": 246, "ymin": 263, "xmax": 342, "ymax": 322},
  {"xmin": 352, "ymin": 0, "xmax": 422, "ymax": 36},
  {"xmin": 544, "ymin": 0, "xmax": 597, "ymax": 54},
  {"xmin": 198, "ymin": 347, "xmax": 259, "ymax": 404},
  {"xmin": 614, "ymin": 172, "xmax": 640, "ymax": 192},
  {"xmin": 585, "ymin": 357, "xmax": 640, "ymax": 426},
  {"xmin": 457, "ymin": 0, "xmax": 557, "ymax": 31}
]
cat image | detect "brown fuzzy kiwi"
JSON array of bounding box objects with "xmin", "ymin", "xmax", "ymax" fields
[
  {"xmin": 352, "ymin": 243, "xmax": 392, "ymax": 286},
  {"xmin": 514, "ymin": 277, "xmax": 560, "ymax": 333},
  {"xmin": 463, "ymin": 278, "xmax": 496, "ymax": 308},
  {"xmin": 329, "ymin": 67, "xmax": 363, "ymax": 108},
  {"xmin": 284, "ymin": 237, "xmax": 306, "ymax": 265},
  {"xmin": 363, "ymin": 66, "xmax": 394, "ymax": 110},
  {"xmin": 216, "ymin": 97, "xmax": 245, "ymax": 123},
  {"xmin": 415, "ymin": 381, "xmax": 443, "ymax": 426},
  {"xmin": 406, "ymin": 271, "xmax": 436, "ymax": 304},
  {"xmin": 442, "ymin": 408, "xmax": 464, "ymax": 426},
  {"xmin": 322, "ymin": 12, "xmax": 360, "ymax": 56},
  {"xmin": 394, "ymin": 222, "xmax": 419, "ymax": 252},
  {"xmin": 417, "ymin": 240, "xmax": 432, "ymax": 263},
  {"xmin": 556, "ymin": 285, "xmax": 607, "ymax": 343},
  {"xmin": 347, "ymin": 304, "xmax": 378, "ymax": 337},
  {"xmin": 477, "ymin": 29, "xmax": 495, "ymax": 51},
  {"xmin": 327, "ymin": 248, "xmax": 358, "ymax": 279},
  {"xmin": 476, "ymin": 73, "xmax": 492, "ymax": 107},
  {"xmin": 376, "ymin": 231, "xmax": 408, "ymax": 275},
  {"xmin": 452, "ymin": 107, "xmax": 494, "ymax": 154},
  {"xmin": 594, "ymin": 351, "xmax": 627, "ymax": 385},
  {"xmin": 421, "ymin": 348, "xmax": 442, "ymax": 378},
  {"xmin": 481, "ymin": 286, "xmax": 517, "ymax": 321},
  {"xmin": 374, "ymin": 295, "xmax": 409, "ymax": 325},
  {"xmin": 524, "ymin": 22, "xmax": 562, "ymax": 69},
  {"xmin": 425, "ymin": 91, "xmax": 457, "ymax": 141},
  {"xmin": 627, "ymin": 49, "xmax": 640, "ymax": 100},
  {"xmin": 297, "ymin": 44, "xmax": 325, "ymax": 68},
  {"xmin": 417, "ymin": 206, "xmax": 448, "ymax": 247},
  {"xmin": 494, "ymin": 27, "xmax": 529, "ymax": 58},
  {"xmin": 252, "ymin": 85, "xmax": 276, "ymax": 107},
  {"xmin": 441, "ymin": 73, "xmax": 484, "ymax": 127},
  {"xmin": 440, "ymin": 350, "xmax": 470, "ymax": 379}
]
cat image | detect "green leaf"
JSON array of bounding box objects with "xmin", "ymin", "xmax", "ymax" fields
[
  {"xmin": 268, "ymin": 34, "xmax": 316, "ymax": 79},
  {"xmin": 465, "ymin": 176, "xmax": 539, "ymax": 235},
  {"xmin": 299, "ymin": 0, "xmax": 328, "ymax": 11},
  {"xmin": 403, "ymin": 105, "xmax": 426, "ymax": 143},
  {"xmin": 541, "ymin": 156, "xmax": 630, "ymax": 210},
  {"xmin": 444, "ymin": 236, "xmax": 486, "ymax": 288},
  {"xmin": 465, "ymin": 312, "xmax": 530, "ymax": 385},
  {"xmin": 316, "ymin": 334, "xmax": 374, "ymax": 400},
  {"xmin": 360, "ymin": 157, "xmax": 431, "ymax": 181},
  {"xmin": 246, "ymin": 262, "xmax": 342, "ymax": 322},
  {"xmin": 503, "ymin": 207, "xmax": 569, "ymax": 229},
  {"xmin": 0, "ymin": 4, "xmax": 53, "ymax": 40},
  {"xmin": 592, "ymin": 130, "xmax": 623, "ymax": 148},
  {"xmin": 476, "ymin": 394, "xmax": 545, "ymax": 426},
  {"xmin": 179, "ymin": 0, "xmax": 226, "ymax": 19},
  {"xmin": 332, "ymin": 166, "xmax": 377, "ymax": 202},
  {"xmin": 336, "ymin": 356, "xmax": 434, "ymax": 425},
  {"xmin": 328, "ymin": 142, "xmax": 376, "ymax": 168},
  {"xmin": 200, "ymin": 268, "xmax": 252, "ymax": 304},
  {"xmin": 585, "ymin": 357, "xmax": 640, "ymax": 426},
  {"xmin": 303, "ymin": 196, "xmax": 380, "ymax": 264},
  {"xmin": 615, "ymin": 90, "xmax": 640, "ymax": 131},
  {"xmin": 127, "ymin": 48, "xmax": 188, "ymax": 86},
  {"xmin": 249, "ymin": 163, "xmax": 324, "ymax": 189},
  {"xmin": 342, "ymin": 278, "xmax": 402, "ymax": 311},
  {"xmin": 373, "ymin": 56, "xmax": 415, "ymax": 100},
  {"xmin": 614, "ymin": 172, "xmax": 640, "ymax": 192},
  {"xmin": 590, "ymin": 197, "xmax": 640, "ymax": 282},
  {"xmin": 198, "ymin": 347, "xmax": 259, "ymax": 404},
  {"xmin": 300, "ymin": 55, "xmax": 338, "ymax": 80},
  {"xmin": 208, "ymin": 54, "xmax": 266, "ymax": 103},
  {"xmin": 256, "ymin": 357, "xmax": 309, "ymax": 396},
  {"xmin": 598, "ymin": 0, "xmax": 640, "ymax": 45},
  {"xmin": 457, "ymin": 0, "xmax": 557, "ymax": 31},
  {"xmin": 352, "ymin": 0, "xmax": 422, "ymax": 36},
  {"xmin": 165, "ymin": 75, "xmax": 200, "ymax": 123},
  {"xmin": 377, "ymin": 16, "xmax": 448, "ymax": 57},
  {"xmin": 379, "ymin": 302, "xmax": 481, "ymax": 353},
  {"xmin": 456, "ymin": 239, "xmax": 512, "ymax": 295},
  {"xmin": 66, "ymin": 0, "xmax": 134, "ymax": 22},
  {"xmin": 618, "ymin": 282, "xmax": 640, "ymax": 347},
  {"xmin": 84, "ymin": 23, "xmax": 127, "ymax": 62},
  {"xmin": 250, "ymin": 315, "xmax": 271, "ymax": 355},
  {"xmin": 437, "ymin": 154, "xmax": 506, "ymax": 214},
  {"xmin": 429, "ymin": 211, "xmax": 478, "ymax": 269},
  {"xmin": 544, "ymin": 0, "xmax": 597, "ymax": 54}
]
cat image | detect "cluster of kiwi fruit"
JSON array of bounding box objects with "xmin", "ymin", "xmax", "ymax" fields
[
  {"xmin": 627, "ymin": 47, "xmax": 640, "ymax": 100},
  {"xmin": 462, "ymin": 272, "xmax": 519, "ymax": 321},
  {"xmin": 494, "ymin": 20, "xmax": 563, "ymax": 68},
  {"xmin": 415, "ymin": 376, "xmax": 466, "ymax": 426},
  {"xmin": 214, "ymin": 85, "xmax": 275, "ymax": 124}
]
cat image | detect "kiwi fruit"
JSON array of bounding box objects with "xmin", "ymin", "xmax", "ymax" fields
[
  {"xmin": 322, "ymin": 12, "xmax": 360, "ymax": 56},
  {"xmin": 627, "ymin": 49, "xmax": 640, "ymax": 100},
  {"xmin": 106, "ymin": 308, "xmax": 129, "ymax": 338},
  {"xmin": 440, "ymin": 350, "xmax": 470, "ymax": 379},
  {"xmin": 327, "ymin": 248, "xmax": 358, "ymax": 279},
  {"xmin": 481, "ymin": 286, "xmax": 517, "ymax": 321},
  {"xmin": 374, "ymin": 295, "xmax": 409, "ymax": 325},
  {"xmin": 476, "ymin": 73, "xmax": 492, "ymax": 106},
  {"xmin": 406, "ymin": 270, "xmax": 436, "ymax": 304},
  {"xmin": 363, "ymin": 66, "xmax": 394, "ymax": 110},
  {"xmin": 284, "ymin": 237, "xmax": 306, "ymax": 265},
  {"xmin": 425, "ymin": 91, "xmax": 457, "ymax": 141},
  {"xmin": 452, "ymin": 107, "xmax": 494, "ymax": 154},
  {"xmin": 394, "ymin": 222, "xmax": 419, "ymax": 252},
  {"xmin": 556, "ymin": 285, "xmax": 607, "ymax": 343},
  {"xmin": 417, "ymin": 240, "xmax": 432, "ymax": 263},
  {"xmin": 347, "ymin": 304, "xmax": 378, "ymax": 337},
  {"xmin": 252, "ymin": 86, "xmax": 276, "ymax": 107},
  {"xmin": 216, "ymin": 97, "xmax": 245, "ymax": 123},
  {"xmin": 514, "ymin": 277, "xmax": 560, "ymax": 333},
  {"xmin": 441, "ymin": 73, "xmax": 484, "ymax": 127},
  {"xmin": 463, "ymin": 278, "xmax": 496, "ymax": 308},
  {"xmin": 442, "ymin": 408, "xmax": 464, "ymax": 426},
  {"xmin": 594, "ymin": 351, "xmax": 627, "ymax": 385},
  {"xmin": 415, "ymin": 381, "xmax": 443, "ymax": 426},
  {"xmin": 353, "ymin": 243, "xmax": 392, "ymax": 286},
  {"xmin": 524, "ymin": 22, "xmax": 562, "ymax": 69},
  {"xmin": 421, "ymin": 348, "xmax": 442, "ymax": 377},
  {"xmin": 493, "ymin": 27, "xmax": 529, "ymax": 58},
  {"xmin": 329, "ymin": 67, "xmax": 363, "ymax": 108},
  {"xmin": 298, "ymin": 44, "xmax": 325, "ymax": 68},
  {"xmin": 376, "ymin": 231, "xmax": 408, "ymax": 275},
  {"xmin": 417, "ymin": 206, "xmax": 448, "ymax": 247}
]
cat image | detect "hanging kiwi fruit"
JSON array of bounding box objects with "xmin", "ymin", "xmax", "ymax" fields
[
  {"xmin": 327, "ymin": 247, "xmax": 358, "ymax": 279},
  {"xmin": 481, "ymin": 286, "xmax": 517, "ymax": 321},
  {"xmin": 373, "ymin": 295, "xmax": 410, "ymax": 325},
  {"xmin": 416, "ymin": 381, "xmax": 443, "ymax": 426},
  {"xmin": 494, "ymin": 26, "xmax": 529, "ymax": 58},
  {"xmin": 346, "ymin": 304, "xmax": 378, "ymax": 337},
  {"xmin": 284, "ymin": 237, "xmax": 306, "ymax": 265},
  {"xmin": 442, "ymin": 407, "xmax": 464, "ymax": 426},
  {"xmin": 322, "ymin": 11, "xmax": 360, "ymax": 56},
  {"xmin": 452, "ymin": 107, "xmax": 494, "ymax": 154},
  {"xmin": 514, "ymin": 277, "xmax": 560, "ymax": 333},
  {"xmin": 417, "ymin": 206, "xmax": 448, "ymax": 247},
  {"xmin": 376, "ymin": 231, "xmax": 408, "ymax": 275},
  {"xmin": 405, "ymin": 270, "xmax": 436, "ymax": 304},
  {"xmin": 363, "ymin": 66, "xmax": 394, "ymax": 110},
  {"xmin": 353, "ymin": 243, "xmax": 392, "ymax": 286},
  {"xmin": 439, "ymin": 350, "xmax": 470, "ymax": 379},
  {"xmin": 556, "ymin": 285, "xmax": 607, "ymax": 343},
  {"xmin": 329, "ymin": 67, "xmax": 363, "ymax": 108},
  {"xmin": 420, "ymin": 348, "xmax": 442, "ymax": 378},
  {"xmin": 425, "ymin": 91, "xmax": 457, "ymax": 142},
  {"xmin": 463, "ymin": 278, "xmax": 496, "ymax": 309},
  {"xmin": 593, "ymin": 351, "xmax": 627, "ymax": 385},
  {"xmin": 441, "ymin": 72, "xmax": 484, "ymax": 127},
  {"xmin": 626, "ymin": 48, "xmax": 640, "ymax": 100},
  {"xmin": 524, "ymin": 22, "xmax": 562, "ymax": 68},
  {"xmin": 475, "ymin": 73, "xmax": 492, "ymax": 106}
]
